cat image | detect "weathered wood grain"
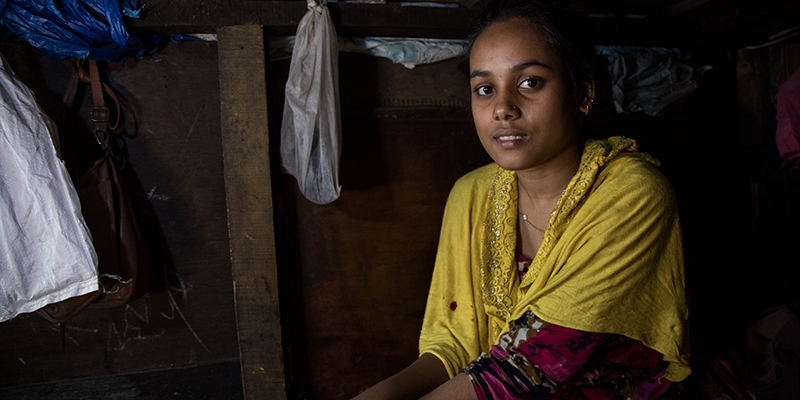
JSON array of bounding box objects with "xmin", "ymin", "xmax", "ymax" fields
[{"xmin": 217, "ymin": 25, "xmax": 287, "ymax": 400}]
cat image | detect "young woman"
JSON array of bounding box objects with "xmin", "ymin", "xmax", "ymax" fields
[{"xmin": 354, "ymin": 0, "xmax": 690, "ymax": 398}]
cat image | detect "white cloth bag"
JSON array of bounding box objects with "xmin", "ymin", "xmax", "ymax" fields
[
  {"xmin": 280, "ymin": 0, "xmax": 342, "ymax": 204},
  {"xmin": 0, "ymin": 55, "xmax": 98, "ymax": 323}
]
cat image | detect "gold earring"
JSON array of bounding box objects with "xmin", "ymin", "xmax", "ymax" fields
[{"xmin": 582, "ymin": 98, "xmax": 595, "ymax": 116}]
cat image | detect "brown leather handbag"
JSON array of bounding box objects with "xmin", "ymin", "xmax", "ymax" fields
[{"xmin": 37, "ymin": 60, "xmax": 152, "ymax": 323}]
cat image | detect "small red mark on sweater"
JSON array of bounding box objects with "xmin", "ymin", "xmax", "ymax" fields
[{"xmin": 449, "ymin": 301, "xmax": 458, "ymax": 311}]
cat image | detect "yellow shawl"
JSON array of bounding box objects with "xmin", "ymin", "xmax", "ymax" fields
[{"xmin": 419, "ymin": 136, "xmax": 690, "ymax": 382}]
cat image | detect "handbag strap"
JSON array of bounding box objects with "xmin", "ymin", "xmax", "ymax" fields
[
  {"xmin": 60, "ymin": 58, "xmax": 85, "ymax": 118},
  {"xmin": 61, "ymin": 59, "xmax": 133, "ymax": 152},
  {"xmin": 88, "ymin": 60, "xmax": 115, "ymax": 152},
  {"xmin": 91, "ymin": 62, "xmax": 130, "ymax": 136}
]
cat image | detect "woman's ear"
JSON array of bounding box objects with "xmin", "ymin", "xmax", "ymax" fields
[{"xmin": 579, "ymin": 81, "xmax": 596, "ymax": 116}]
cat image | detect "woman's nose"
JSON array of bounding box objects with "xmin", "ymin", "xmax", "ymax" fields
[{"xmin": 494, "ymin": 94, "xmax": 520, "ymax": 120}]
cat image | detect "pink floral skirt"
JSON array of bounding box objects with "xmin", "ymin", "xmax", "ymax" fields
[{"xmin": 463, "ymin": 311, "xmax": 676, "ymax": 400}]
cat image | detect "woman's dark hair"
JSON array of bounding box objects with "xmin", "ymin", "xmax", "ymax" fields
[{"xmin": 460, "ymin": 0, "xmax": 598, "ymax": 108}]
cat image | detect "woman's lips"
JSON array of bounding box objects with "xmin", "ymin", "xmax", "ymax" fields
[{"xmin": 494, "ymin": 133, "xmax": 528, "ymax": 148}]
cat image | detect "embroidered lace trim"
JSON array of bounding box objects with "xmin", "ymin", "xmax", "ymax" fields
[
  {"xmin": 480, "ymin": 170, "xmax": 516, "ymax": 332},
  {"xmin": 478, "ymin": 137, "xmax": 647, "ymax": 328}
]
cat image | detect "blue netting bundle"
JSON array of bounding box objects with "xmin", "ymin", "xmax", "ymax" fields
[{"xmin": 0, "ymin": 0, "xmax": 184, "ymax": 61}]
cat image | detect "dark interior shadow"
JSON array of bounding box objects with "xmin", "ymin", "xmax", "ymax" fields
[{"xmin": 267, "ymin": 53, "xmax": 318, "ymax": 400}]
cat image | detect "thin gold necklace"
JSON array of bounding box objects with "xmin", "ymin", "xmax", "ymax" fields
[
  {"xmin": 519, "ymin": 212, "xmax": 545, "ymax": 233},
  {"xmin": 518, "ymin": 181, "xmax": 547, "ymax": 234}
]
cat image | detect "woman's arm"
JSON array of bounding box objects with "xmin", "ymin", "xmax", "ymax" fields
[
  {"xmin": 352, "ymin": 353, "xmax": 450, "ymax": 400},
  {"xmin": 419, "ymin": 373, "xmax": 477, "ymax": 400}
]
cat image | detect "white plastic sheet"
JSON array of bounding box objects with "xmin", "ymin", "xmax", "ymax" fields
[
  {"xmin": 0, "ymin": 54, "xmax": 98, "ymax": 323},
  {"xmin": 268, "ymin": 36, "xmax": 465, "ymax": 69},
  {"xmin": 280, "ymin": 0, "xmax": 342, "ymax": 204},
  {"xmin": 340, "ymin": 37, "xmax": 465, "ymax": 69}
]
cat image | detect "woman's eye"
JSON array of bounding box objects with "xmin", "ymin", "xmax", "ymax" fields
[
  {"xmin": 519, "ymin": 78, "xmax": 542, "ymax": 89},
  {"xmin": 475, "ymin": 86, "xmax": 493, "ymax": 96}
]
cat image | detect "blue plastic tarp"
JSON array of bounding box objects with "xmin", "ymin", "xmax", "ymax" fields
[{"xmin": 0, "ymin": 0, "xmax": 184, "ymax": 61}]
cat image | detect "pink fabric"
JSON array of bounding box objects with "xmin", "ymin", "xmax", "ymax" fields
[
  {"xmin": 465, "ymin": 312, "xmax": 673, "ymax": 399},
  {"xmin": 520, "ymin": 324, "xmax": 604, "ymax": 382},
  {"xmin": 777, "ymin": 67, "xmax": 800, "ymax": 161}
]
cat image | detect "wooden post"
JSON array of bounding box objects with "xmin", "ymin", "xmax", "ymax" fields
[
  {"xmin": 736, "ymin": 47, "xmax": 772, "ymax": 146},
  {"xmin": 217, "ymin": 25, "xmax": 286, "ymax": 400}
]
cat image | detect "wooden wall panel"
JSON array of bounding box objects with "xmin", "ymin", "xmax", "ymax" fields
[
  {"xmin": 292, "ymin": 117, "xmax": 489, "ymax": 398},
  {"xmin": 737, "ymin": 47, "xmax": 773, "ymax": 146},
  {"xmin": 269, "ymin": 54, "xmax": 491, "ymax": 399},
  {"xmin": 0, "ymin": 40, "xmax": 239, "ymax": 393}
]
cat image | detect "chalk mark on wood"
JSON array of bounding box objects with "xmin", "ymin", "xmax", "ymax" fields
[
  {"xmin": 48, "ymin": 324, "xmax": 80, "ymax": 347},
  {"xmin": 107, "ymin": 300, "xmax": 165, "ymax": 353},
  {"xmin": 165, "ymin": 271, "xmax": 193, "ymax": 296},
  {"xmin": 165, "ymin": 289, "xmax": 212, "ymax": 355},
  {"xmin": 147, "ymin": 185, "xmax": 170, "ymax": 201},
  {"xmin": 177, "ymin": 109, "xmax": 203, "ymax": 165}
]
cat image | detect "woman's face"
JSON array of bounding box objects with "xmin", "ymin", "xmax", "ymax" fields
[{"xmin": 469, "ymin": 18, "xmax": 580, "ymax": 173}]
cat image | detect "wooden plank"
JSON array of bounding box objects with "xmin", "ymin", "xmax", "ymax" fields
[
  {"xmin": 131, "ymin": 0, "xmax": 800, "ymax": 49},
  {"xmin": 653, "ymin": 0, "xmax": 713, "ymax": 18},
  {"xmin": 132, "ymin": 1, "xmax": 476, "ymax": 38},
  {"xmin": 786, "ymin": 43, "xmax": 800, "ymax": 75},
  {"xmin": 217, "ymin": 25, "xmax": 286, "ymax": 400},
  {"xmin": 286, "ymin": 117, "xmax": 491, "ymax": 397},
  {"xmin": 0, "ymin": 361, "xmax": 243, "ymax": 399},
  {"xmin": 737, "ymin": 48, "xmax": 771, "ymax": 146},
  {"xmin": 780, "ymin": 42, "xmax": 800, "ymax": 84}
]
